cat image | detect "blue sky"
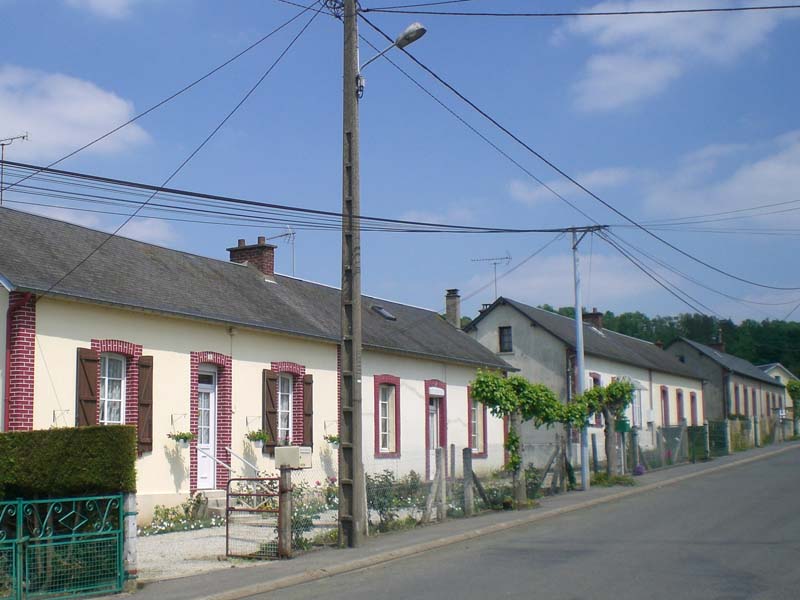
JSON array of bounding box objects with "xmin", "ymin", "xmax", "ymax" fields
[{"xmin": 2, "ymin": 0, "xmax": 800, "ymax": 322}]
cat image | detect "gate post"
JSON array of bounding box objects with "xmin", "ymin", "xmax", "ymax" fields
[
  {"xmin": 122, "ymin": 493, "xmax": 138, "ymax": 591},
  {"xmin": 436, "ymin": 448, "xmax": 446, "ymax": 522},
  {"xmin": 463, "ymin": 448, "xmax": 474, "ymax": 517},
  {"xmin": 278, "ymin": 466, "xmax": 293, "ymax": 558},
  {"xmin": 724, "ymin": 419, "xmax": 732, "ymax": 455},
  {"xmin": 704, "ymin": 421, "xmax": 710, "ymax": 460}
]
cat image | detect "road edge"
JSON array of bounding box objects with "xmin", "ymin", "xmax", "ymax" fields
[{"xmin": 199, "ymin": 443, "xmax": 800, "ymax": 600}]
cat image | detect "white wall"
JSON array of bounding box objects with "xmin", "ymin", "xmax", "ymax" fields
[
  {"xmin": 0, "ymin": 287, "xmax": 7, "ymax": 432},
  {"xmin": 362, "ymin": 351, "xmax": 505, "ymax": 479},
  {"xmin": 31, "ymin": 297, "xmax": 504, "ymax": 519}
]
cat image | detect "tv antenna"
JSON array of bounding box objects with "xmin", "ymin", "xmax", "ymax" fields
[
  {"xmin": 0, "ymin": 133, "xmax": 28, "ymax": 206},
  {"xmin": 472, "ymin": 251, "xmax": 512, "ymax": 300},
  {"xmin": 266, "ymin": 226, "xmax": 296, "ymax": 276}
]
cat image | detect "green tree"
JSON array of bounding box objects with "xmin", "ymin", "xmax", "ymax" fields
[
  {"xmin": 470, "ymin": 370, "xmax": 584, "ymax": 505},
  {"xmin": 574, "ymin": 380, "xmax": 636, "ymax": 477}
]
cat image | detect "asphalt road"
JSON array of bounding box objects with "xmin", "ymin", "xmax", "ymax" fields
[{"xmin": 267, "ymin": 451, "xmax": 800, "ymax": 600}]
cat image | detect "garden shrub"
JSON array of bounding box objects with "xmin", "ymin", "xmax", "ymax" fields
[{"xmin": 0, "ymin": 426, "xmax": 136, "ymax": 499}]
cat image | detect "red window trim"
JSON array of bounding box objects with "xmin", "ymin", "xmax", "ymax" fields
[
  {"xmin": 373, "ymin": 374, "xmax": 401, "ymax": 458},
  {"xmin": 661, "ymin": 385, "xmax": 670, "ymax": 426},
  {"xmin": 271, "ymin": 361, "xmax": 306, "ymax": 446},
  {"xmin": 467, "ymin": 386, "xmax": 488, "ymax": 459},
  {"xmin": 92, "ymin": 339, "xmax": 143, "ymax": 427},
  {"xmin": 424, "ymin": 379, "xmax": 448, "ymax": 480}
]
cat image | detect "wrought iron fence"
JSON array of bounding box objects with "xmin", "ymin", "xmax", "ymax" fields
[{"xmin": 0, "ymin": 495, "xmax": 123, "ymax": 600}]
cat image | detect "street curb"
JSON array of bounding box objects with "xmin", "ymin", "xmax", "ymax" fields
[{"xmin": 199, "ymin": 443, "xmax": 799, "ymax": 600}]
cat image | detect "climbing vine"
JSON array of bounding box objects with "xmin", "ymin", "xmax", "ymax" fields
[{"xmin": 787, "ymin": 380, "xmax": 800, "ymax": 418}]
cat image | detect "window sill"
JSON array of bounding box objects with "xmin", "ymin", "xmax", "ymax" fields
[
  {"xmin": 497, "ymin": 351, "xmax": 514, "ymax": 356},
  {"xmin": 375, "ymin": 451, "xmax": 401, "ymax": 459},
  {"xmin": 471, "ymin": 451, "xmax": 488, "ymax": 459}
]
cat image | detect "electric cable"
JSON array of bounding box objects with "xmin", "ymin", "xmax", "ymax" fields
[
  {"xmin": 0, "ymin": 2, "xmax": 325, "ymax": 198},
  {"xmin": 358, "ymin": 13, "xmax": 800, "ymax": 291},
  {"xmin": 363, "ymin": 4, "xmax": 800, "ymax": 17},
  {"xmin": 37, "ymin": 4, "xmax": 323, "ymax": 300}
]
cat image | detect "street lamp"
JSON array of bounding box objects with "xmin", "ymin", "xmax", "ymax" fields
[{"xmin": 338, "ymin": 0, "xmax": 426, "ymax": 548}]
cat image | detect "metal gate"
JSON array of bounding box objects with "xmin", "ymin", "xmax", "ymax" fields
[
  {"xmin": 226, "ymin": 477, "xmax": 281, "ymax": 559},
  {"xmin": 0, "ymin": 495, "xmax": 123, "ymax": 600}
]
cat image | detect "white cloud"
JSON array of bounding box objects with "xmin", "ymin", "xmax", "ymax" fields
[
  {"xmin": 573, "ymin": 54, "xmax": 680, "ymax": 112},
  {"xmin": 64, "ymin": 0, "xmax": 139, "ymax": 19},
  {"xmin": 467, "ymin": 252, "xmax": 657, "ymax": 308},
  {"xmin": 509, "ymin": 167, "xmax": 637, "ymax": 206},
  {"xmin": 17, "ymin": 206, "xmax": 178, "ymax": 246},
  {"xmin": 644, "ymin": 130, "xmax": 800, "ymax": 226},
  {"xmin": 563, "ymin": 0, "xmax": 795, "ymax": 111},
  {"xmin": 0, "ymin": 65, "xmax": 148, "ymax": 162},
  {"xmin": 119, "ymin": 218, "xmax": 178, "ymax": 245}
]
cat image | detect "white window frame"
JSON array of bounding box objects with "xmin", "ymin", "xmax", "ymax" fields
[
  {"xmin": 278, "ymin": 373, "xmax": 293, "ymax": 444},
  {"xmin": 470, "ymin": 399, "xmax": 485, "ymax": 454},
  {"xmin": 379, "ymin": 384, "xmax": 395, "ymax": 452},
  {"xmin": 99, "ymin": 353, "xmax": 126, "ymax": 425}
]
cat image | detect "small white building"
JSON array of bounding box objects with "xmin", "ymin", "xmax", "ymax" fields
[
  {"xmin": 0, "ymin": 208, "xmax": 510, "ymax": 521},
  {"xmin": 465, "ymin": 298, "xmax": 705, "ymax": 466}
]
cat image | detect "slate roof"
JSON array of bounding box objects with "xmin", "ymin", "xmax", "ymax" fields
[
  {"xmin": 758, "ymin": 362, "xmax": 798, "ymax": 381},
  {"xmin": 465, "ymin": 297, "xmax": 702, "ymax": 380},
  {"xmin": 676, "ymin": 338, "xmax": 784, "ymax": 386},
  {"xmin": 0, "ymin": 207, "xmax": 509, "ymax": 370}
]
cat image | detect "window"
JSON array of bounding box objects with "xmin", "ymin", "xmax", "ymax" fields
[
  {"xmin": 591, "ymin": 373, "xmax": 602, "ymax": 427},
  {"xmin": 470, "ymin": 398, "xmax": 487, "ymax": 456},
  {"xmin": 99, "ymin": 354, "xmax": 125, "ymax": 425},
  {"xmin": 374, "ymin": 375, "xmax": 400, "ymax": 457},
  {"xmin": 379, "ymin": 384, "xmax": 396, "ymax": 452},
  {"xmin": 690, "ymin": 392, "xmax": 698, "ymax": 426},
  {"xmin": 661, "ymin": 386, "xmax": 670, "ymax": 426},
  {"xmin": 278, "ymin": 374, "xmax": 293, "ymax": 444},
  {"xmin": 676, "ymin": 389, "xmax": 685, "ymax": 424},
  {"xmin": 734, "ymin": 384, "xmax": 741, "ymax": 415},
  {"xmin": 498, "ymin": 326, "xmax": 513, "ymax": 353}
]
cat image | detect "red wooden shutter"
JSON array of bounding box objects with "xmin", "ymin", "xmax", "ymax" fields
[
  {"xmin": 138, "ymin": 356, "xmax": 154, "ymax": 455},
  {"xmin": 262, "ymin": 369, "xmax": 278, "ymax": 454},
  {"xmin": 76, "ymin": 348, "xmax": 99, "ymax": 426},
  {"xmin": 303, "ymin": 373, "xmax": 314, "ymax": 447}
]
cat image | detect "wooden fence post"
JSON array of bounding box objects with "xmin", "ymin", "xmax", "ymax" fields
[
  {"xmin": 463, "ymin": 448, "xmax": 473, "ymax": 518},
  {"xmin": 704, "ymin": 420, "xmax": 710, "ymax": 460},
  {"xmin": 436, "ymin": 447, "xmax": 446, "ymax": 522},
  {"xmin": 591, "ymin": 433, "xmax": 599, "ymax": 474},
  {"xmin": 725, "ymin": 419, "xmax": 732, "ymax": 455},
  {"xmin": 278, "ymin": 466, "xmax": 292, "ymax": 558},
  {"xmin": 753, "ymin": 416, "xmax": 760, "ymax": 447}
]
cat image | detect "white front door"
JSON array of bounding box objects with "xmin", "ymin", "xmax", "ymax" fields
[
  {"xmin": 197, "ymin": 368, "xmax": 217, "ymax": 490},
  {"xmin": 428, "ymin": 397, "xmax": 440, "ymax": 476}
]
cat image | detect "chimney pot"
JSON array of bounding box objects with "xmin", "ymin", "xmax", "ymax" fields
[
  {"xmin": 445, "ymin": 289, "xmax": 461, "ymax": 328},
  {"xmin": 582, "ymin": 308, "xmax": 604, "ymax": 330},
  {"xmin": 227, "ymin": 238, "xmax": 277, "ymax": 278}
]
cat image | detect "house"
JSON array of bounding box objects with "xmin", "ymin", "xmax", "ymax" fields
[
  {"xmin": 666, "ymin": 338, "xmax": 788, "ymax": 425},
  {"xmin": 0, "ymin": 207, "xmax": 510, "ymax": 521},
  {"xmin": 465, "ymin": 298, "xmax": 705, "ymax": 466},
  {"xmin": 758, "ymin": 362, "xmax": 797, "ymax": 422}
]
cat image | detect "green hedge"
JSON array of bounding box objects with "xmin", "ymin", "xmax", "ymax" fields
[{"xmin": 0, "ymin": 426, "xmax": 137, "ymax": 499}]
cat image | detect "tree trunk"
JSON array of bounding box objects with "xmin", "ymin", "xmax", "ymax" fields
[
  {"xmin": 510, "ymin": 411, "xmax": 526, "ymax": 507},
  {"xmin": 603, "ymin": 408, "xmax": 617, "ymax": 477}
]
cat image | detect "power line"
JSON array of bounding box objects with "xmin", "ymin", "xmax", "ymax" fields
[
  {"xmin": 357, "ymin": 13, "xmax": 800, "ymax": 292},
  {"xmin": 0, "ymin": 4, "xmax": 325, "ymax": 198},
  {"xmin": 37, "ymin": 4, "xmax": 323, "ymax": 300},
  {"xmin": 371, "ymin": 0, "xmax": 479, "ymax": 9},
  {"xmin": 598, "ymin": 231, "xmax": 717, "ymax": 317},
  {"xmin": 363, "ymin": 4, "xmax": 800, "ymax": 17}
]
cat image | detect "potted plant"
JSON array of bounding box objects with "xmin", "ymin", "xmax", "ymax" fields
[
  {"xmin": 246, "ymin": 429, "xmax": 271, "ymax": 449},
  {"xmin": 168, "ymin": 431, "xmax": 196, "ymax": 447},
  {"xmin": 323, "ymin": 434, "xmax": 340, "ymax": 448}
]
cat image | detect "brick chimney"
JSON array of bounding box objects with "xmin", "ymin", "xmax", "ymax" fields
[
  {"xmin": 445, "ymin": 289, "xmax": 461, "ymax": 328},
  {"xmin": 582, "ymin": 307, "xmax": 604, "ymax": 330},
  {"xmin": 227, "ymin": 237, "xmax": 276, "ymax": 278},
  {"xmin": 709, "ymin": 328, "xmax": 725, "ymax": 353}
]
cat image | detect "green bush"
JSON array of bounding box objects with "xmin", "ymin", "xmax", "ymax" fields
[
  {"xmin": 0, "ymin": 426, "xmax": 137, "ymax": 499},
  {"xmin": 591, "ymin": 472, "xmax": 635, "ymax": 487}
]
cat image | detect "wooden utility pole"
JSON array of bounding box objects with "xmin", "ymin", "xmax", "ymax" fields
[{"xmin": 338, "ymin": 0, "xmax": 366, "ymax": 548}]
